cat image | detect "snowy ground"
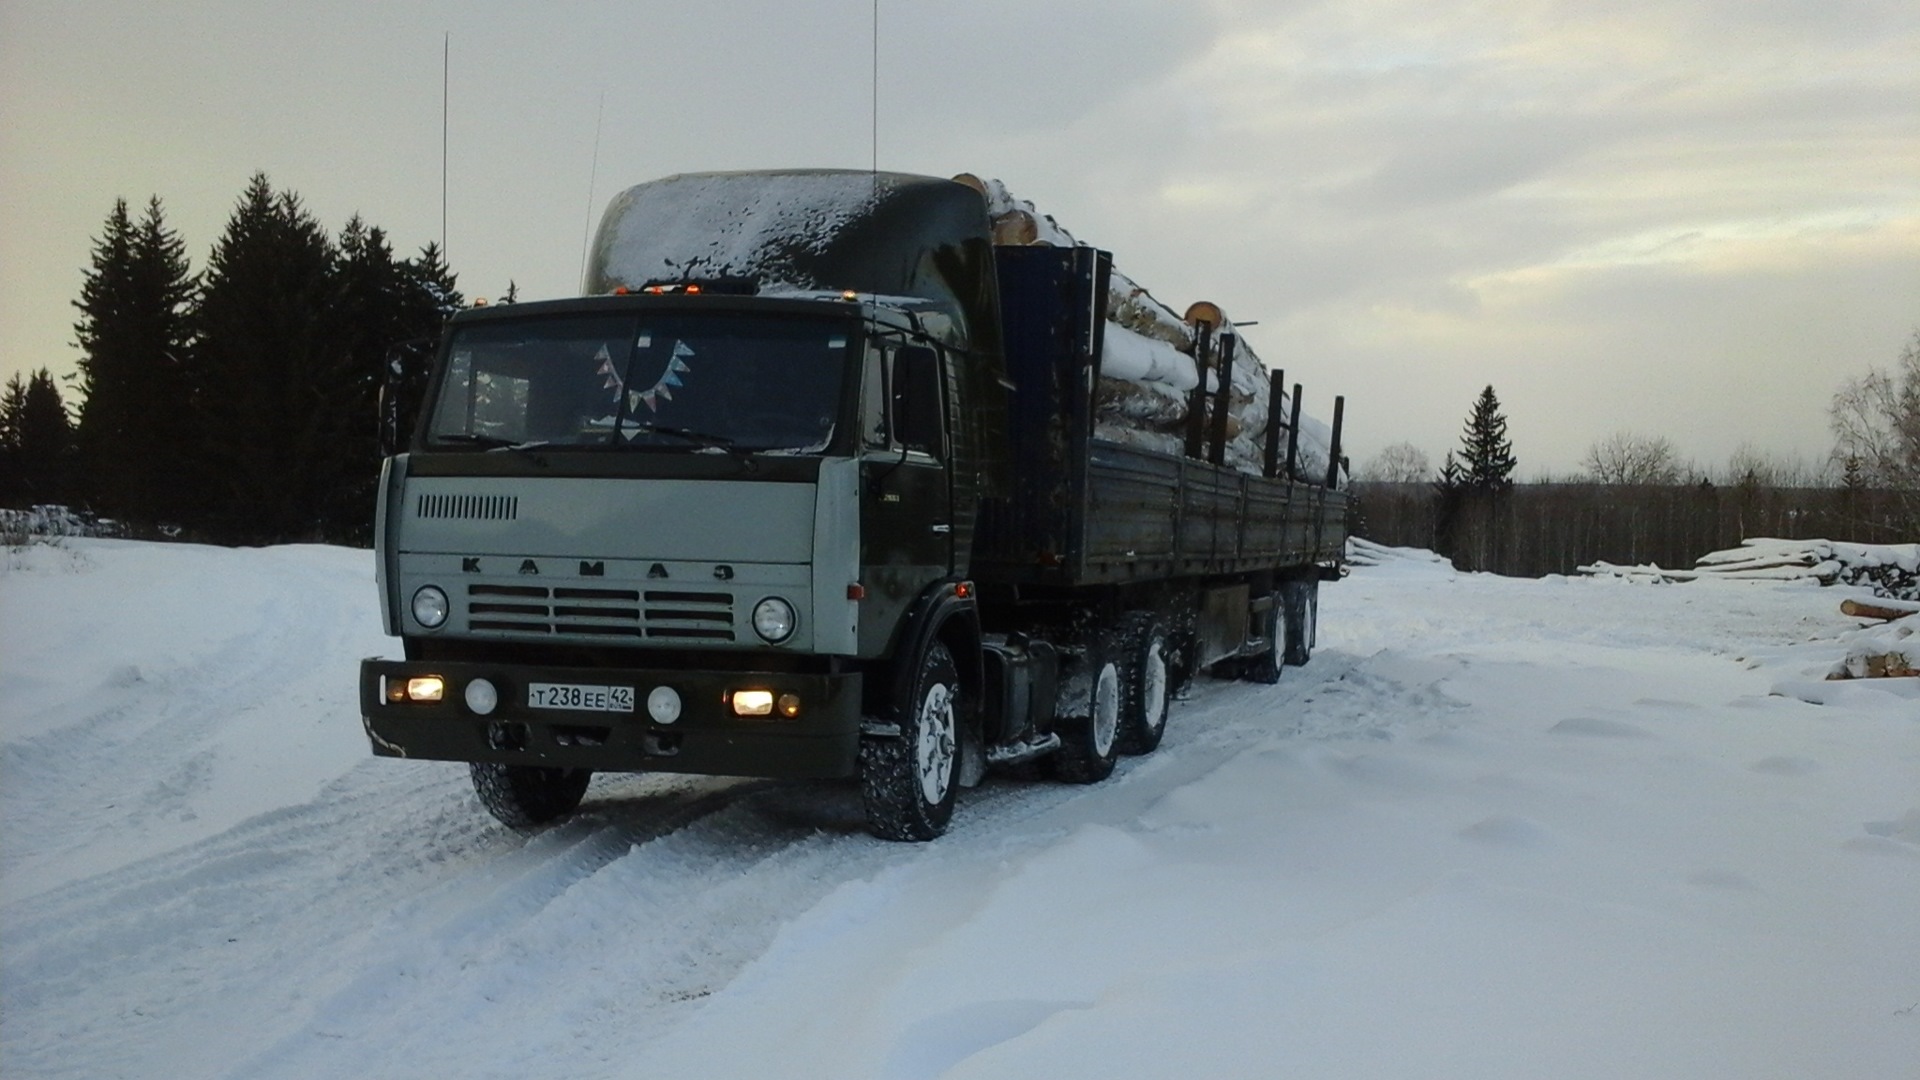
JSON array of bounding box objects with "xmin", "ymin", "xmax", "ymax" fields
[{"xmin": 2, "ymin": 538, "xmax": 1915, "ymax": 1080}]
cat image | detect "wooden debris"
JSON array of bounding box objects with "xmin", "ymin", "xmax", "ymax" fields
[
  {"xmin": 1826, "ymin": 653, "xmax": 1919, "ymax": 680},
  {"xmin": 1841, "ymin": 597, "xmax": 1920, "ymax": 622}
]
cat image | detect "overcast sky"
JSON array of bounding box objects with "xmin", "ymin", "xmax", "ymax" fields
[{"xmin": 3, "ymin": 0, "xmax": 1915, "ymax": 477}]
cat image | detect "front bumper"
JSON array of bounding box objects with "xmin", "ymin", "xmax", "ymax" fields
[{"xmin": 359, "ymin": 658, "xmax": 863, "ymax": 779}]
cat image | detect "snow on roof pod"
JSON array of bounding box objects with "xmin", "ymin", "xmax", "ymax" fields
[{"xmin": 583, "ymin": 170, "xmax": 1001, "ymax": 351}]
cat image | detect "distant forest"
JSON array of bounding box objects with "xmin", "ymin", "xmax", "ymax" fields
[
  {"xmin": 1350, "ymin": 481, "xmax": 1909, "ymax": 578},
  {"xmin": 1352, "ymin": 343, "xmax": 1918, "ymax": 575},
  {"xmin": 0, "ymin": 174, "xmax": 460, "ymax": 545}
]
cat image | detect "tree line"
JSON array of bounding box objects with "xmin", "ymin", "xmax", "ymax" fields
[
  {"xmin": 1353, "ymin": 335, "xmax": 1920, "ymax": 575},
  {"xmin": 1, "ymin": 175, "xmax": 460, "ymax": 545}
]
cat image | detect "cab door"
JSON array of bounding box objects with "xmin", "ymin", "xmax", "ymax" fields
[{"xmin": 858, "ymin": 340, "xmax": 953, "ymax": 655}]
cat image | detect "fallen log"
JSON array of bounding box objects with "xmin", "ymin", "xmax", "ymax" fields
[
  {"xmin": 1826, "ymin": 653, "xmax": 1919, "ymax": 680},
  {"xmin": 1841, "ymin": 597, "xmax": 1920, "ymax": 621}
]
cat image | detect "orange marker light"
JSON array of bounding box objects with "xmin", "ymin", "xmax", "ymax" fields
[{"xmin": 953, "ymin": 581, "xmax": 973, "ymax": 599}]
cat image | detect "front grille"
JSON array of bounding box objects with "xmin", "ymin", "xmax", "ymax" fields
[
  {"xmin": 463, "ymin": 584, "xmax": 736, "ymax": 642},
  {"xmin": 417, "ymin": 494, "xmax": 518, "ymax": 521}
]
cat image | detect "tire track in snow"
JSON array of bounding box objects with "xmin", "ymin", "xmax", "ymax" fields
[
  {"xmin": 1, "ymin": 549, "xmax": 383, "ymax": 899},
  {"xmin": 5, "ymin": 646, "xmax": 1395, "ymax": 1080}
]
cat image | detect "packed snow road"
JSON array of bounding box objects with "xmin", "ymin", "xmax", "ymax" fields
[{"xmin": 2, "ymin": 539, "xmax": 1915, "ymax": 1079}]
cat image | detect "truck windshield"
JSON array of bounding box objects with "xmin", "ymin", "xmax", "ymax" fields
[{"xmin": 425, "ymin": 313, "xmax": 851, "ymax": 453}]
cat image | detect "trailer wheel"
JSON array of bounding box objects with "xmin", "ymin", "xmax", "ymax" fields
[
  {"xmin": 1236, "ymin": 591, "xmax": 1283, "ymax": 685},
  {"xmin": 1282, "ymin": 577, "xmax": 1319, "ymax": 667},
  {"xmin": 1052, "ymin": 653, "xmax": 1121, "ymax": 783},
  {"xmin": 469, "ymin": 763, "xmax": 592, "ymax": 830},
  {"xmin": 860, "ymin": 640, "xmax": 962, "ymax": 841},
  {"xmin": 1116, "ymin": 615, "xmax": 1172, "ymax": 755}
]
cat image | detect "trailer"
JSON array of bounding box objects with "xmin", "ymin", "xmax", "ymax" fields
[{"xmin": 358, "ymin": 170, "xmax": 1348, "ymax": 839}]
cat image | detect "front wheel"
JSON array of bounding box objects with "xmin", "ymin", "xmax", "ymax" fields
[
  {"xmin": 469, "ymin": 763, "xmax": 592, "ymax": 830},
  {"xmin": 860, "ymin": 640, "xmax": 962, "ymax": 841}
]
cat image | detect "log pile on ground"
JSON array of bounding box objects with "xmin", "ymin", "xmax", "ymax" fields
[
  {"xmin": 1345, "ymin": 537, "xmax": 1453, "ymax": 569},
  {"xmin": 1830, "ymin": 604, "xmax": 1919, "ymax": 680},
  {"xmin": 1579, "ymin": 538, "xmax": 1920, "ymax": 600},
  {"xmin": 954, "ymin": 174, "xmax": 1341, "ymax": 482}
]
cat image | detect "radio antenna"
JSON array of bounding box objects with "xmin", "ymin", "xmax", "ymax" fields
[
  {"xmin": 441, "ymin": 32, "xmax": 450, "ymax": 259},
  {"xmin": 871, "ymin": 0, "xmax": 879, "ymax": 192},
  {"xmin": 579, "ymin": 90, "xmax": 607, "ymax": 288}
]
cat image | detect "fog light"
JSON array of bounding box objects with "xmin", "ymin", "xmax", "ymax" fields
[
  {"xmin": 648, "ymin": 685, "xmax": 682, "ymax": 724},
  {"xmin": 731, "ymin": 689, "xmax": 774, "ymax": 717},
  {"xmin": 777, "ymin": 692, "xmax": 801, "ymax": 718},
  {"xmin": 407, "ymin": 676, "xmax": 445, "ymax": 702},
  {"xmin": 465, "ymin": 678, "xmax": 498, "ymax": 715}
]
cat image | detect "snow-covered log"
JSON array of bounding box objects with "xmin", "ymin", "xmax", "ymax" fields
[
  {"xmin": 1580, "ymin": 538, "xmax": 1920, "ymax": 599},
  {"xmin": 954, "ymin": 173, "xmax": 1342, "ymax": 483},
  {"xmin": 1827, "ymin": 612, "xmax": 1920, "ymax": 679},
  {"xmin": 1841, "ymin": 597, "xmax": 1920, "ymax": 621}
]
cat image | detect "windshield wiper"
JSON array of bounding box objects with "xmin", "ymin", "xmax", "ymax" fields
[
  {"xmin": 434, "ymin": 433, "xmax": 550, "ymax": 465},
  {"xmin": 627, "ymin": 425, "xmax": 738, "ymax": 453}
]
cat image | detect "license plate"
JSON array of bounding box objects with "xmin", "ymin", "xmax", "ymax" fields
[{"xmin": 527, "ymin": 682, "xmax": 635, "ymax": 713}]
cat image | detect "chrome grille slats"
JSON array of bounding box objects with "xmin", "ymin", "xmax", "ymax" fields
[
  {"xmin": 416, "ymin": 493, "xmax": 518, "ymax": 521},
  {"xmin": 459, "ymin": 582, "xmax": 736, "ymax": 641}
]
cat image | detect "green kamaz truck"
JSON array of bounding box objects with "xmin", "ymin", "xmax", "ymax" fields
[{"xmin": 359, "ymin": 170, "xmax": 1348, "ymax": 840}]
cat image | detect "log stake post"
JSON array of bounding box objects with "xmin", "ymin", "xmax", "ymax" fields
[
  {"xmin": 1263, "ymin": 369, "xmax": 1286, "ymax": 478},
  {"xmin": 1325, "ymin": 395, "xmax": 1346, "ymax": 489},
  {"xmin": 1208, "ymin": 332, "xmax": 1236, "ymax": 466},
  {"xmin": 1284, "ymin": 383, "xmax": 1303, "ymax": 481},
  {"xmin": 1185, "ymin": 323, "xmax": 1213, "ymax": 459}
]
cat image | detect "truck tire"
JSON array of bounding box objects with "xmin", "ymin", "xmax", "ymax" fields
[
  {"xmin": 1236, "ymin": 592, "xmax": 1283, "ymax": 685},
  {"xmin": 469, "ymin": 763, "xmax": 592, "ymax": 829},
  {"xmin": 860, "ymin": 640, "xmax": 962, "ymax": 841},
  {"xmin": 1282, "ymin": 577, "xmax": 1319, "ymax": 667},
  {"xmin": 1052, "ymin": 652, "xmax": 1121, "ymax": 783},
  {"xmin": 1116, "ymin": 614, "xmax": 1171, "ymax": 755}
]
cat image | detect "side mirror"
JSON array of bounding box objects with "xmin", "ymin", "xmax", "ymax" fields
[
  {"xmin": 892, "ymin": 346, "xmax": 944, "ymax": 455},
  {"xmin": 379, "ymin": 337, "xmax": 434, "ymax": 457}
]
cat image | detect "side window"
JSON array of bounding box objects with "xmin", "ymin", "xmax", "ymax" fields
[
  {"xmin": 892, "ymin": 345, "xmax": 944, "ymax": 457},
  {"xmin": 863, "ymin": 341, "xmax": 946, "ymax": 457}
]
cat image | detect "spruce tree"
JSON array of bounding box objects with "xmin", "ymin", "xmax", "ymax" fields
[
  {"xmin": 388, "ymin": 242, "xmax": 463, "ymax": 446},
  {"xmin": 1433, "ymin": 386, "xmax": 1517, "ymax": 571},
  {"xmin": 1458, "ymin": 385, "xmax": 1516, "ymax": 490},
  {"xmin": 0, "ymin": 369, "xmax": 77, "ymax": 505},
  {"xmin": 0, "ymin": 373, "xmax": 28, "ymax": 505},
  {"xmin": 191, "ymin": 174, "xmax": 343, "ymax": 543},
  {"xmin": 72, "ymin": 196, "xmax": 195, "ymax": 526}
]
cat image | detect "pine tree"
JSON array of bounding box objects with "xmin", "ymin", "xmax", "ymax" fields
[
  {"xmin": 327, "ymin": 219, "xmax": 465, "ymax": 542},
  {"xmin": 72, "ymin": 196, "xmax": 196, "ymax": 526},
  {"xmin": 1433, "ymin": 387, "xmax": 1517, "ymax": 572},
  {"xmin": 0, "ymin": 373, "xmax": 28, "ymax": 505},
  {"xmin": 1458, "ymin": 385, "xmax": 1516, "ymax": 491},
  {"xmin": 381, "ymin": 242, "xmax": 463, "ymax": 459},
  {"xmin": 191, "ymin": 174, "xmax": 343, "ymax": 543},
  {"xmin": 0, "ymin": 368, "xmax": 77, "ymax": 505}
]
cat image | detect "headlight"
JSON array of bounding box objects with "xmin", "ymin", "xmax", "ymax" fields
[
  {"xmin": 752, "ymin": 597, "xmax": 796, "ymax": 643},
  {"xmin": 412, "ymin": 585, "xmax": 450, "ymax": 629}
]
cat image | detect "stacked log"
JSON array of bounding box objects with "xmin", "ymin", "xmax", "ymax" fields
[{"xmin": 953, "ymin": 174, "xmax": 1339, "ymax": 482}]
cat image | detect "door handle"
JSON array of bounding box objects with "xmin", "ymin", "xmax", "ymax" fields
[{"xmin": 931, "ymin": 524, "xmax": 952, "ymax": 534}]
